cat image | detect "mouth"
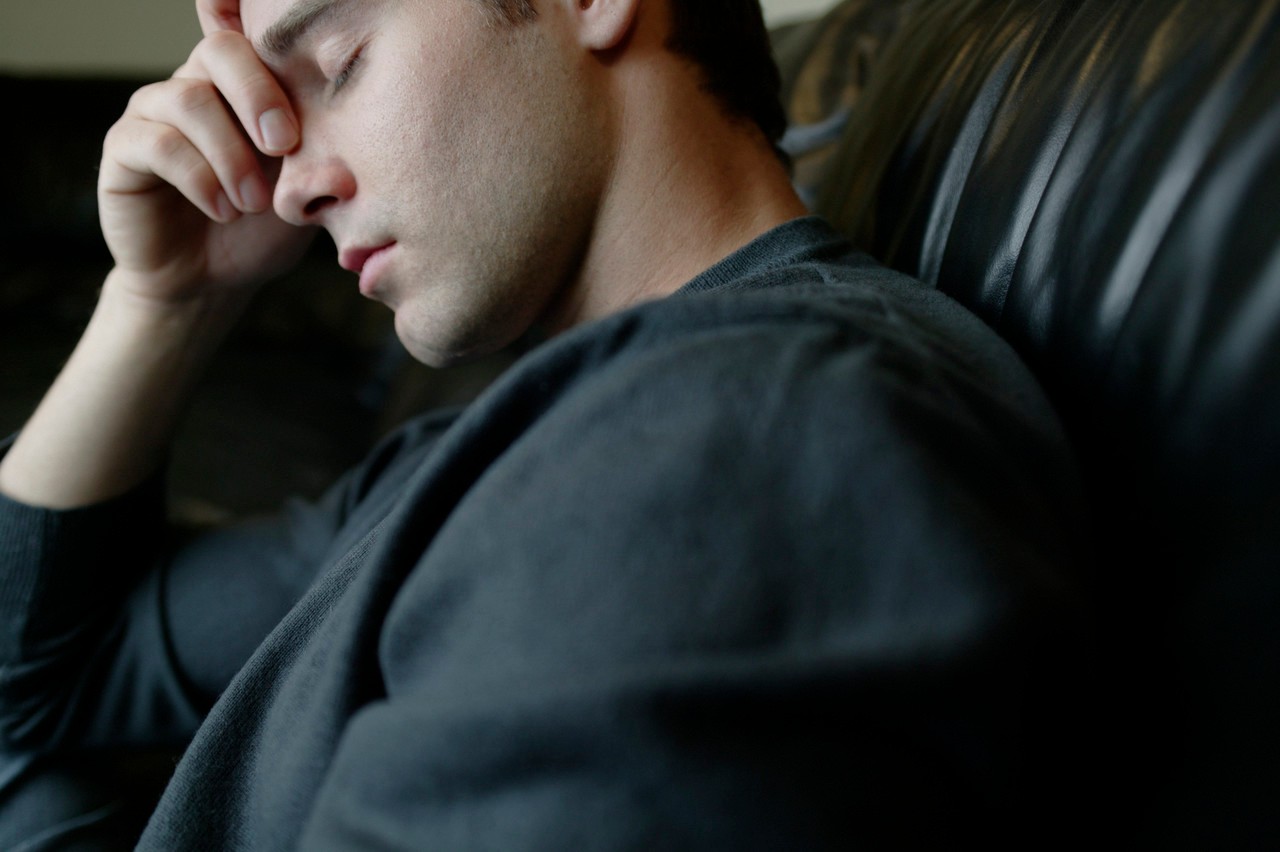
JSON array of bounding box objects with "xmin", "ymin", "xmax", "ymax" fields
[{"xmin": 339, "ymin": 242, "xmax": 397, "ymax": 296}]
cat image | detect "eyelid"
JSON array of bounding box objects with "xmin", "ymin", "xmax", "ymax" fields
[{"xmin": 330, "ymin": 44, "xmax": 365, "ymax": 95}]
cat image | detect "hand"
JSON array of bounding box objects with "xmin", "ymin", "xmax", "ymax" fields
[{"xmin": 98, "ymin": 10, "xmax": 311, "ymax": 307}]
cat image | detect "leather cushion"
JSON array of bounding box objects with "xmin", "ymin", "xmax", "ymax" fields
[{"xmin": 777, "ymin": 0, "xmax": 1280, "ymax": 845}]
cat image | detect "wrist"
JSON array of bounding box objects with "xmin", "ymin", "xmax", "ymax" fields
[
  {"xmin": 97, "ymin": 268, "xmax": 255, "ymax": 363},
  {"xmin": 0, "ymin": 273, "xmax": 240, "ymax": 508},
  {"xmin": 101, "ymin": 267, "xmax": 254, "ymax": 328}
]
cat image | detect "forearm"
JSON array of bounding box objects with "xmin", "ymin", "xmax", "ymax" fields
[
  {"xmin": 0, "ymin": 272, "xmax": 247, "ymax": 747},
  {"xmin": 0, "ymin": 270, "xmax": 247, "ymax": 509}
]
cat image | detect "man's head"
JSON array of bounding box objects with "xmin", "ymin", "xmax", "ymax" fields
[{"xmin": 212, "ymin": 0, "xmax": 796, "ymax": 366}]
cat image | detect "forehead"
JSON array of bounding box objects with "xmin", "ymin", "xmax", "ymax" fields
[{"xmin": 238, "ymin": 0, "xmax": 294, "ymax": 39}]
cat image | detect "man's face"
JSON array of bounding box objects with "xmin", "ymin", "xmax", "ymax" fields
[{"xmin": 240, "ymin": 0, "xmax": 610, "ymax": 365}]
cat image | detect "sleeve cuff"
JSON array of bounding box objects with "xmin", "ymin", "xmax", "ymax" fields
[{"xmin": 0, "ymin": 432, "xmax": 167, "ymax": 654}]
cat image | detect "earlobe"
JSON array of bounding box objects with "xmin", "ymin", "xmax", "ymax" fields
[{"xmin": 572, "ymin": 0, "xmax": 640, "ymax": 52}]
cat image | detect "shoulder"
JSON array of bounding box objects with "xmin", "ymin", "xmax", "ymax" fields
[
  {"xmin": 461, "ymin": 251, "xmax": 1088, "ymax": 563},
  {"xmin": 388, "ymin": 261, "xmax": 1087, "ymax": 672},
  {"xmin": 523, "ymin": 256, "xmax": 1071, "ymax": 479}
]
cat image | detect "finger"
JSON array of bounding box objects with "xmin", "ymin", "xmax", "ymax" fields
[
  {"xmin": 125, "ymin": 78, "xmax": 271, "ymax": 214},
  {"xmin": 197, "ymin": 0, "xmax": 242, "ymax": 36},
  {"xmin": 179, "ymin": 29, "xmax": 299, "ymax": 156},
  {"xmin": 102, "ymin": 116, "xmax": 239, "ymax": 224}
]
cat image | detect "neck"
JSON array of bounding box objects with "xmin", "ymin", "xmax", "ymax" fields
[{"xmin": 542, "ymin": 56, "xmax": 808, "ymax": 332}]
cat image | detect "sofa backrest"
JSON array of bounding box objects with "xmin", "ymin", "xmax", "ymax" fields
[{"xmin": 775, "ymin": 0, "xmax": 1280, "ymax": 845}]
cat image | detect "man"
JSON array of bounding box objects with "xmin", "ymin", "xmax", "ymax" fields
[{"xmin": 0, "ymin": 0, "xmax": 1087, "ymax": 847}]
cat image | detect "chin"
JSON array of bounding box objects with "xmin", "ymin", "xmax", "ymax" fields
[{"xmin": 393, "ymin": 304, "xmax": 522, "ymax": 369}]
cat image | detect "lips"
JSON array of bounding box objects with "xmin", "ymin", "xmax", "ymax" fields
[
  {"xmin": 339, "ymin": 242, "xmax": 397, "ymax": 296},
  {"xmin": 339, "ymin": 242, "xmax": 395, "ymax": 275}
]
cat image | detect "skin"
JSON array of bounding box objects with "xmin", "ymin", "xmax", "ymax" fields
[
  {"xmin": 240, "ymin": 0, "xmax": 613, "ymax": 365},
  {"xmin": 0, "ymin": 0, "xmax": 806, "ymax": 508}
]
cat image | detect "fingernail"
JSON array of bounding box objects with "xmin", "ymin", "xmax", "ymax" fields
[
  {"xmin": 259, "ymin": 108, "xmax": 297, "ymax": 152},
  {"xmin": 239, "ymin": 174, "xmax": 269, "ymax": 213}
]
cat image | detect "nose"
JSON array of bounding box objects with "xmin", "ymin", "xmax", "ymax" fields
[{"xmin": 272, "ymin": 141, "xmax": 356, "ymax": 226}]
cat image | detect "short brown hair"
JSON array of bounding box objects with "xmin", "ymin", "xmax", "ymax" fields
[
  {"xmin": 665, "ymin": 1, "xmax": 787, "ymax": 153},
  {"xmin": 482, "ymin": 0, "xmax": 537, "ymax": 22}
]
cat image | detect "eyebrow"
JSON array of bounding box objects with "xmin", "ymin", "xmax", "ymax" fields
[{"xmin": 256, "ymin": 0, "xmax": 359, "ymax": 62}]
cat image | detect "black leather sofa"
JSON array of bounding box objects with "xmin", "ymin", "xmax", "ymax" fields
[{"xmin": 773, "ymin": 0, "xmax": 1280, "ymax": 846}]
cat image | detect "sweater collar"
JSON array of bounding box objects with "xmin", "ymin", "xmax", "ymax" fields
[{"xmin": 673, "ymin": 215, "xmax": 852, "ymax": 297}]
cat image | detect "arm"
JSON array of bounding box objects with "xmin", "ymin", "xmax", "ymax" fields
[
  {"xmin": 0, "ymin": 405, "xmax": 457, "ymax": 750},
  {"xmin": 0, "ymin": 11, "xmax": 312, "ymax": 745},
  {"xmin": 0, "ymin": 18, "xmax": 307, "ymax": 509}
]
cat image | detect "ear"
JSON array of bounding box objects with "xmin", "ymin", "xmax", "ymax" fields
[{"xmin": 567, "ymin": 0, "xmax": 641, "ymax": 52}]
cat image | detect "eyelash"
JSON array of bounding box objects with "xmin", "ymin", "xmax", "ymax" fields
[{"xmin": 331, "ymin": 47, "xmax": 365, "ymax": 94}]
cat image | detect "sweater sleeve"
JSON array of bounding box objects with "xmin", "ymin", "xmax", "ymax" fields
[
  {"xmin": 0, "ymin": 440, "xmax": 199, "ymax": 748},
  {"xmin": 297, "ymin": 289, "xmax": 1094, "ymax": 848},
  {"xmin": 0, "ymin": 410, "xmax": 457, "ymax": 752}
]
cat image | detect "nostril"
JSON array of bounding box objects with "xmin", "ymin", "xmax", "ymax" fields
[{"xmin": 303, "ymin": 196, "xmax": 339, "ymax": 218}]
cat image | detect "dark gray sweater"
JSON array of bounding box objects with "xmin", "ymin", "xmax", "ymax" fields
[{"xmin": 0, "ymin": 217, "xmax": 1090, "ymax": 849}]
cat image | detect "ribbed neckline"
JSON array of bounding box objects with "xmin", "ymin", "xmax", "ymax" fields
[{"xmin": 673, "ymin": 215, "xmax": 850, "ymax": 296}]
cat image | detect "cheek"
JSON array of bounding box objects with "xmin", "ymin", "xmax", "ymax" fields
[{"xmin": 367, "ymin": 73, "xmax": 471, "ymax": 191}]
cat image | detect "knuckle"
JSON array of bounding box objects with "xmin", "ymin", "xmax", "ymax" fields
[
  {"xmin": 125, "ymin": 81, "xmax": 163, "ymax": 115},
  {"xmin": 102, "ymin": 119, "xmax": 127, "ymax": 150},
  {"xmin": 149, "ymin": 125, "xmax": 189, "ymax": 162},
  {"xmin": 173, "ymin": 78, "xmax": 220, "ymax": 115},
  {"xmin": 226, "ymin": 72, "xmax": 262, "ymax": 101}
]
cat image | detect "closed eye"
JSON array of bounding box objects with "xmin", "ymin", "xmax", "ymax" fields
[{"xmin": 331, "ymin": 45, "xmax": 365, "ymax": 95}]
